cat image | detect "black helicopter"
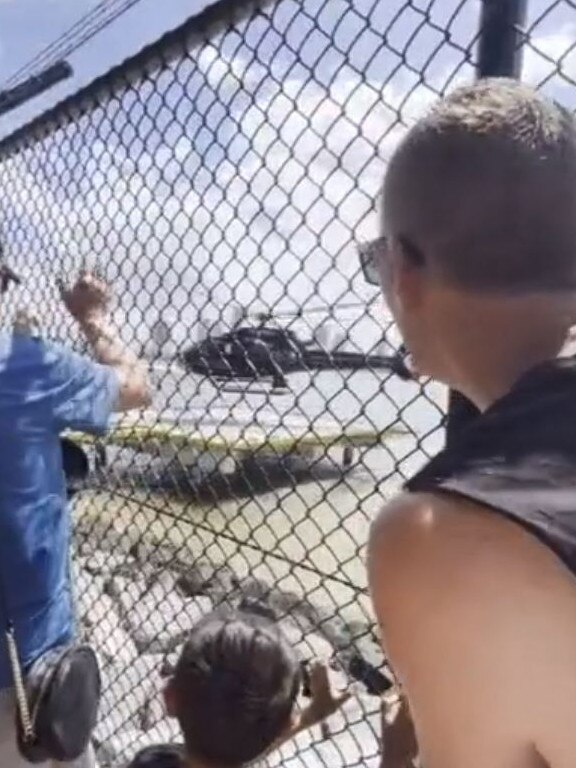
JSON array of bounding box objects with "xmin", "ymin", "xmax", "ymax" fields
[{"xmin": 180, "ymin": 305, "xmax": 413, "ymax": 390}]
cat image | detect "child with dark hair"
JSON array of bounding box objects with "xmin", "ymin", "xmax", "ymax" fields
[{"xmin": 127, "ymin": 607, "xmax": 350, "ymax": 768}]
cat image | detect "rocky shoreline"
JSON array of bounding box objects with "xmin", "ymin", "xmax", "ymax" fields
[{"xmin": 73, "ymin": 517, "xmax": 385, "ymax": 766}]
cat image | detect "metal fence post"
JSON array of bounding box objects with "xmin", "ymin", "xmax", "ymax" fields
[
  {"xmin": 477, "ymin": 0, "xmax": 528, "ymax": 78},
  {"xmin": 445, "ymin": 0, "xmax": 528, "ymax": 445}
]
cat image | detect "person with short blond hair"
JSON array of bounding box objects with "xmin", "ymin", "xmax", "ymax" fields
[{"xmin": 365, "ymin": 79, "xmax": 576, "ymax": 768}]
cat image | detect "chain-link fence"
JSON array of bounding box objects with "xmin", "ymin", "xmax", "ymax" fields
[{"xmin": 0, "ymin": 0, "xmax": 575, "ymax": 765}]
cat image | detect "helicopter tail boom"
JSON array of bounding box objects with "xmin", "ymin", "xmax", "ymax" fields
[{"xmin": 298, "ymin": 350, "xmax": 412, "ymax": 378}]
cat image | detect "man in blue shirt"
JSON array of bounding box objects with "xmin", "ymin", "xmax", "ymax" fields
[{"xmin": 0, "ymin": 264, "xmax": 151, "ymax": 767}]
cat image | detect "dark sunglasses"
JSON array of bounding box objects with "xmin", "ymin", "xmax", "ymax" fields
[{"xmin": 357, "ymin": 236, "xmax": 387, "ymax": 286}]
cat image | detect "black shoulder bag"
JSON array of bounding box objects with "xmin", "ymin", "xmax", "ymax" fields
[{"xmin": 11, "ymin": 637, "xmax": 101, "ymax": 763}]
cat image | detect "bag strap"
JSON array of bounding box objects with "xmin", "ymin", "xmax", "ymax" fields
[
  {"xmin": 0, "ymin": 570, "xmax": 35, "ymax": 741},
  {"xmin": 0, "ymin": 436, "xmax": 85, "ymax": 744}
]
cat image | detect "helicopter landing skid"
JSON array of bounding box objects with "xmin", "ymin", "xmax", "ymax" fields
[
  {"xmin": 219, "ymin": 385, "xmax": 287, "ymax": 396},
  {"xmin": 216, "ymin": 378, "xmax": 290, "ymax": 395}
]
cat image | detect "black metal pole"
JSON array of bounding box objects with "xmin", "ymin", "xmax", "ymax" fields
[
  {"xmin": 444, "ymin": 0, "xmax": 528, "ymax": 445},
  {"xmin": 477, "ymin": 0, "xmax": 528, "ymax": 78},
  {"xmin": 0, "ymin": 61, "xmax": 73, "ymax": 118}
]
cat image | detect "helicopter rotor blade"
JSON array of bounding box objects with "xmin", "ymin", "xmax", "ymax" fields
[{"xmin": 245, "ymin": 300, "xmax": 375, "ymax": 321}]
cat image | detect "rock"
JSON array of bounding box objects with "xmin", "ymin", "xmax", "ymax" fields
[
  {"xmin": 292, "ymin": 596, "xmax": 323, "ymax": 626},
  {"xmin": 91, "ymin": 621, "xmax": 139, "ymax": 666},
  {"xmin": 279, "ymin": 620, "xmax": 334, "ymax": 661},
  {"xmin": 237, "ymin": 596, "xmax": 278, "ymax": 620},
  {"xmin": 95, "ymin": 720, "xmax": 181, "ymax": 767},
  {"xmin": 145, "ymin": 567, "xmax": 179, "ymax": 594},
  {"xmin": 73, "ymin": 569, "xmax": 138, "ymax": 665},
  {"xmin": 77, "ymin": 539, "xmax": 104, "ymax": 559},
  {"xmin": 176, "ymin": 561, "xmax": 237, "ymax": 600},
  {"xmin": 74, "ymin": 568, "xmax": 106, "ymax": 617},
  {"xmin": 138, "ymin": 719, "xmax": 181, "ymax": 744},
  {"xmin": 233, "ymin": 586, "xmax": 310, "ymax": 624},
  {"xmin": 125, "ymin": 587, "xmax": 213, "ymax": 654},
  {"xmin": 93, "ymin": 709, "xmax": 133, "ymax": 748},
  {"xmin": 94, "ymin": 726, "xmax": 145, "ymax": 767},
  {"xmin": 83, "ymin": 551, "xmax": 133, "ymax": 577},
  {"xmin": 160, "ymin": 645, "xmax": 182, "ymax": 678},
  {"xmin": 301, "ymin": 632, "xmax": 335, "ymax": 662},
  {"xmin": 347, "ymin": 620, "xmax": 376, "ymax": 643},
  {"xmin": 236, "ymin": 576, "xmax": 272, "ymax": 604},
  {"xmin": 98, "ymin": 654, "xmax": 165, "ymax": 726},
  {"xmin": 114, "ymin": 576, "xmax": 148, "ymax": 615},
  {"xmin": 268, "ymin": 588, "xmax": 307, "ymax": 618},
  {"xmin": 105, "ymin": 574, "xmax": 147, "ymax": 603},
  {"xmin": 104, "ymin": 575, "xmax": 127, "ymax": 601},
  {"xmin": 78, "ymin": 590, "xmax": 120, "ymax": 630},
  {"xmin": 352, "ymin": 636, "xmax": 385, "ymax": 673},
  {"xmin": 112, "ymin": 554, "xmax": 141, "ymax": 580},
  {"xmin": 317, "ymin": 615, "xmax": 354, "ymax": 650},
  {"xmin": 139, "ymin": 689, "xmax": 167, "ymax": 731},
  {"xmin": 129, "ymin": 541, "xmax": 178, "ymax": 570},
  {"xmin": 70, "ymin": 540, "xmax": 390, "ymax": 768}
]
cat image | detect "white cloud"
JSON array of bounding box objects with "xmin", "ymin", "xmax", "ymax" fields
[
  {"xmin": 523, "ymin": 23, "xmax": 576, "ymax": 94},
  {"xmin": 13, "ymin": 0, "xmax": 572, "ymax": 356},
  {"xmin": 0, "ymin": 41, "xmax": 446, "ymax": 352}
]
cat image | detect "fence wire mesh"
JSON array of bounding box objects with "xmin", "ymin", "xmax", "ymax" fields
[{"xmin": 0, "ymin": 0, "xmax": 574, "ymax": 765}]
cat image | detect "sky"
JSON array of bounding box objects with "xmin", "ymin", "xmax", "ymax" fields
[
  {"xmin": 0, "ymin": 0, "xmax": 575, "ymax": 354},
  {"xmin": 0, "ymin": 0, "xmax": 216, "ymax": 129}
]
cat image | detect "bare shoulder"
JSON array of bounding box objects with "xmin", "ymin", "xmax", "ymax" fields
[
  {"xmin": 368, "ymin": 491, "xmax": 576, "ymax": 768},
  {"xmin": 369, "ymin": 489, "xmax": 573, "ymax": 588},
  {"xmin": 368, "ymin": 488, "xmax": 576, "ymax": 633}
]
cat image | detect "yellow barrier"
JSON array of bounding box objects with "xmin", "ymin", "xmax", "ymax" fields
[{"xmin": 66, "ymin": 418, "xmax": 405, "ymax": 467}]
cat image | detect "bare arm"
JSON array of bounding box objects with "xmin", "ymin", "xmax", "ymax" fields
[
  {"xmin": 264, "ymin": 661, "xmax": 350, "ymax": 756},
  {"xmin": 60, "ymin": 272, "xmax": 151, "ymax": 412},
  {"xmin": 78, "ymin": 316, "xmax": 151, "ymax": 411},
  {"xmin": 368, "ymin": 492, "xmax": 576, "ymax": 768},
  {"xmin": 379, "ymin": 691, "xmax": 418, "ymax": 768}
]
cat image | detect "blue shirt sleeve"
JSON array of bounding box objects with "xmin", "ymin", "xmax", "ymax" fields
[{"xmin": 40, "ymin": 341, "xmax": 120, "ymax": 435}]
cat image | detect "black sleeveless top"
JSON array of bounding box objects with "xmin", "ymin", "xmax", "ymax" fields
[{"xmin": 405, "ymin": 358, "xmax": 576, "ymax": 576}]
